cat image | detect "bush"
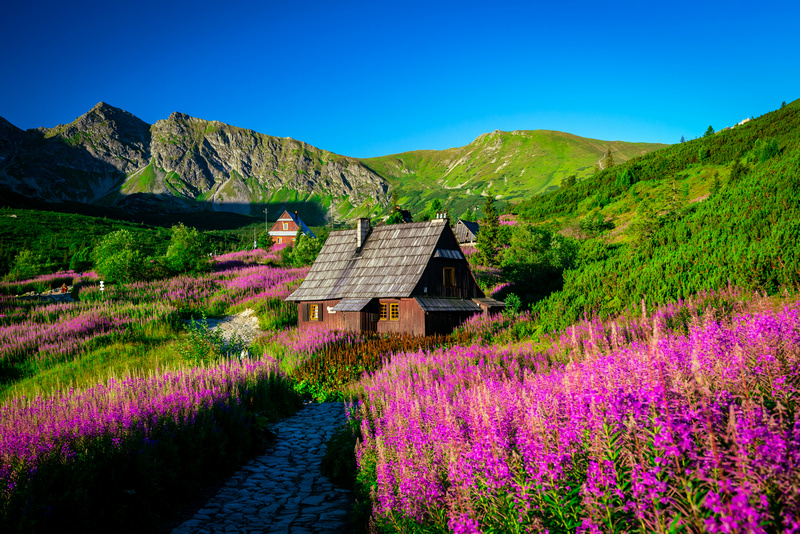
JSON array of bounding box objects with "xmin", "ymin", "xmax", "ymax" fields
[
  {"xmin": 165, "ymin": 223, "xmax": 210, "ymax": 275},
  {"xmin": 92, "ymin": 230, "xmax": 146, "ymax": 283},
  {"xmin": 4, "ymin": 250, "xmax": 53, "ymax": 282}
]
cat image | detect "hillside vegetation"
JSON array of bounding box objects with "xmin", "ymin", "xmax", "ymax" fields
[
  {"xmin": 0, "ymin": 208, "xmax": 272, "ymax": 278},
  {"xmin": 508, "ymin": 98, "xmax": 800, "ymax": 332}
]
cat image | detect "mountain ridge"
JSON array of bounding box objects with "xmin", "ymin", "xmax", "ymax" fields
[{"xmin": 0, "ymin": 103, "xmax": 667, "ymax": 223}]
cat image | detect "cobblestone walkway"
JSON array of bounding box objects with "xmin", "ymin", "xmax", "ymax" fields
[{"xmin": 172, "ymin": 402, "xmax": 352, "ymax": 534}]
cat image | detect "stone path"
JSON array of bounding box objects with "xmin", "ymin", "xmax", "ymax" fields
[{"xmin": 172, "ymin": 401, "xmax": 352, "ymax": 534}]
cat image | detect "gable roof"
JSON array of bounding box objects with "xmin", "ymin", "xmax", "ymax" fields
[
  {"xmin": 270, "ymin": 210, "xmax": 316, "ymax": 238},
  {"xmin": 287, "ymin": 219, "xmax": 460, "ymax": 301},
  {"xmin": 455, "ymin": 219, "xmax": 480, "ymax": 243}
]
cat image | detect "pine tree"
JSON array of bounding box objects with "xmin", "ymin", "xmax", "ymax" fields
[
  {"xmin": 428, "ymin": 199, "xmax": 443, "ymax": 221},
  {"xmin": 476, "ymin": 192, "xmax": 500, "ymax": 267},
  {"xmin": 704, "ymin": 125, "xmax": 715, "ymax": 137},
  {"xmin": 711, "ymin": 172, "xmax": 721, "ymax": 196},
  {"xmin": 667, "ymin": 175, "xmax": 683, "ymax": 219},
  {"xmin": 603, "ymin": 147, "xmax": 615, "ymax": 169}
]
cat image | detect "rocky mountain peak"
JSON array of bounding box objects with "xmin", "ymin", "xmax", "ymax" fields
[{"xmin": 167, "ymin": 111, "xmax": 194, "ymax": 123}]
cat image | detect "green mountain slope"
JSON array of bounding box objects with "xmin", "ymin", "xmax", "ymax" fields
[
  {"xmin": 506, "ymin": 98, "xmax": 800, "ymax": 332},
  {"xmin": 365, "ymin": 130, "xmax": 666, "ymax": 217}
]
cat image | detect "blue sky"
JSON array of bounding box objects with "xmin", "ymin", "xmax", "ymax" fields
[{"xmin": 1, "ymin": 0, "xmax": 797, "ymax": 158}]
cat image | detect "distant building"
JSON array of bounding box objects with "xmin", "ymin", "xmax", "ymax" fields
[
  {"xmin": 454, "ymin": 219, "xmax": 480, "ymax": 245},
  {"xmin": 268, "ymin": 210, "xmax": 316, "ymax": 245},
  {"xmin": 286, "ymin": 218, "xmax": 504, "ymax": 336}
]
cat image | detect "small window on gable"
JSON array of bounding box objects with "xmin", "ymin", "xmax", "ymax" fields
[
  {"xmin": 379, "ymin": 303, "xmax": 388, "ymax": 320},
  {"xmin": 309, "ymin": 304, "xmax": 319, "ymax": 321},
  {"xmin": 444, "ymin": 267, "xmax": 455, "ymax": 287},
  {"xmin": 283, "ymin": 222, "xmax": 289, "ymax": 230}
]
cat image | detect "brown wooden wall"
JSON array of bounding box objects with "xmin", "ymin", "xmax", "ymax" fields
[
  {"xmin": 413, "ymin": 229, "xmax": 483, "ymax": 299},
  {"xmin": 375, "ymin": 298, "xmax": 426, "ymax": 337},
  {"xmin": 297, "ymin": 299, "xmax": 382, "ymax": 333},
  {"xmin": 269, "ymin": 220, "xmax": 299, "ymax": 236},
  {"xmin": 297, "ymin": 300, "xmax": 341, "ymax": 331},
  {"xmin": 297, "ymin": 298, "xmax": 478, "ymax": 336}
]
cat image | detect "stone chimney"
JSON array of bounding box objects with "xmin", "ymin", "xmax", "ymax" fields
[{"xmin": 357, "ymin": 218, "xmax": 370, "ymax": 249}]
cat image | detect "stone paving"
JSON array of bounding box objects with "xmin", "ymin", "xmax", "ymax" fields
[{"xmin": 172, "ymin": 401, "xmax": 352, "ymax": 534}]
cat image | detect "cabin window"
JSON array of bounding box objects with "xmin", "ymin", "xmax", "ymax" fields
[
  {"xmin": 443, "ymin": 267, "xmax": 455, "ymax": 287},
  {"xmin": 380, "ymin": 302, "xmax": 399, "ymax": 321},
  {"xmin": 309, "ymin": 304, "xmax": 319, "ymax": 321},
  {"xmin": 283, "ymin": 222, "xmax": 289, "ymax": 230}
]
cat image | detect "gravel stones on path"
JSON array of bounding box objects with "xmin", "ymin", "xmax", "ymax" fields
[
  {"xmin": 172, "ymin": 401, "xmax": 353, "ymax": 534},
  {"xmin": 187, "ymin": 308, "xmax": 263, "ymax": 347}
]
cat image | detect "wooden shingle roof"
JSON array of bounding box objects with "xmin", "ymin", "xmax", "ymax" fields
[
  {"xmin": 455, "ymin": 219, "xmax": 480, "ymax": 243},
  {"xmin": 287, "ymin": 220, "xmax": 450, "ymax": 301}
]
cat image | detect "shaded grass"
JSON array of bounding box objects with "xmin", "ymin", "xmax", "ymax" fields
[{"xmin": 0, "ymin": 324, "xmax": 184, "ymax": 403}]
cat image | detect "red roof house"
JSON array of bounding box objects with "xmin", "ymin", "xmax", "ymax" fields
[{"xmin": 268, "ymin": 210, "xmax": 316, "ymax": 245}]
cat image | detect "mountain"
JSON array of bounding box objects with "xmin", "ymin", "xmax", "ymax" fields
[
  {"xmin": 0, "ymin": 103, "xmax": 666, "ymax": 223},
  {"xmin": 364, "ymin": 130, "xmax": 666, "ymax": 216},
  {"xmin": 0, "ymin": 103, "xmax": 389, "ymax": 223}
]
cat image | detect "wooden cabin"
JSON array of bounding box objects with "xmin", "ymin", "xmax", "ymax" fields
[
  {"xmin": 268, "ymin": 210, "xmax": 316, "ymax": 245},
  {"xmin": 455, "ymin": 219, "xmax": 480, "ymax": 245},
  {"xmin": 286, "ymin": 218, "xmax": 504, "ymax": 336}
]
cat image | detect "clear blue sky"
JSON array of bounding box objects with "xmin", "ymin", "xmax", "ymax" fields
[{"xmin": 1, "ymin": 0, "xmax": 797, "ymax": 158}]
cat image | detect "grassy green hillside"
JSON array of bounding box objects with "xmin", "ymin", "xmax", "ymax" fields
[
  {"xmin": 504, "ymin": 98, "xmax": 800, "ymax": 332},
  {"xmin": 364, "ymin": 130, "xmax": 666, "ymax": 217}
]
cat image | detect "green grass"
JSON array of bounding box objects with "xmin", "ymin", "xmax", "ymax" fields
[
  {"xmin": 0, "ymin": 328, "xmax": 184, "ymax": 404},
  {"xmin": 138, "ymin": 161, "xmax": 156, "ymax": 191},
  {"xmin": 506, "ymin": 98, "xmax": 800, "ymax": 332}
]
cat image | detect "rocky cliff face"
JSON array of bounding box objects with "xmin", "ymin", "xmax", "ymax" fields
[
  {"xmin": 0, "ymin": 103, "xmax": 151, "ymax": 204},
  {"xmin": 0, "ymin": 103, "xmax": 390, "ymax": 221}
]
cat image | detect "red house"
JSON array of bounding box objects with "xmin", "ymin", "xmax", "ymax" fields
[
  {"xmin": 268, "ymin": 210, "xmax": 316, "ymax": 245},
  {"xmin": 286, "ymin": 218, "xmax": 504, "ymax": 336}
]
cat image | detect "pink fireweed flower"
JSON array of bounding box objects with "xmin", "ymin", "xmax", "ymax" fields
[{"xmin": 355, "ymin": 296, "xmax": 800, "ymax": 531}]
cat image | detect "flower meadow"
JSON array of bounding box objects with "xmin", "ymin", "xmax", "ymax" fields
[
  {"xmin": 4, "ymin": 236, "xmax": 800, "ymax": 534},
  {"xmin": 355, "ymin": 293, "xmax": 800, "ymax": 533},
  {"xmin": 0, "ymin": 249, "xmax": 308, "ymax": 386},
  {"xmin": 257, "ymin": 324, "xmax": 472, "ymax": 400},
  {"xmin": 0, "ymin": 247, "xmax": 309, "ymax": 532},
  {"xmin": 0, "ymin": 270, "xmax": 99, "ymax": 295},
  {"xmin": 0, "ymin": 356, "xmax": 301, "ymax": 532}
]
